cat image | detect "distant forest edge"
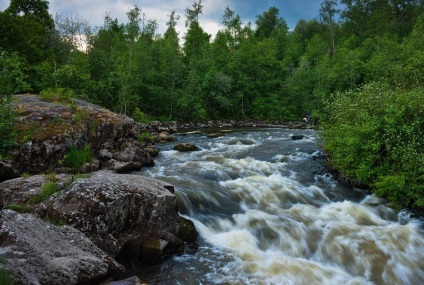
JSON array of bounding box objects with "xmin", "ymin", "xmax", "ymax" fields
[{"xmin": 0, "ymin": 0, "xmax": 423, "ymax": 209}]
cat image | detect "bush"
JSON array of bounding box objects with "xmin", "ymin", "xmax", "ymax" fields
[
  {"xmin": 39, "ymin": 88, "xmax": 74, "ymax": 104},
  {"xmin": 133, "ymin": 107, "xmax": 150, "ymax": 123},
  {"xmin": 0, "ymin": 98, "xmax": 16, "ymax": 154},
  {"xmin": 138, "ymin": 132, "xmax": 153, "ymax": 144},
  {"xmin": 61, "ymin": 145, "xmax": 92, "ymax": 169},
  {"xmin": 322, "ymin": 82, "xmax": 424, "ymax": 208}
]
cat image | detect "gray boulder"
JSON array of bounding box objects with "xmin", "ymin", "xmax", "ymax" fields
[
  {"xmin": 0, "ymin": 209, "xmax": 124, "ymax": 285},
  {"xmin": 106, "ymin": 160, "xmax": 143, "ymax": 173},
  {"xmin": 37, "ymin": 171, "xmax": 197, "ymax": 264},
  {"xmin": 0, "ymin": 174, "xmax": 73, "ymax": 209},
  {"xmin": 155, "ymin": 131, "xmax": 176, "ymax": 143},
  {"xmin": 112, "ymin": 142, "xmax": 154, "ymax": 167},
  {"xmin": 173, "ymin": 143, "xmax": 199, "ymax": 152}
]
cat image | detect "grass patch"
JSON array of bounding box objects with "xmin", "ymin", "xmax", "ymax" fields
[
  {"xmin": 61, "ymin": 145, "xmax": 92, "ymax": 169},
  {"xmin": 29, "ymin": 181, "xmax": 58, "ymax": 204},
  {"xmin": 5, "ymin": 204, "xmax": 34, "ymax": 213},
  {"xmin": 0, "ymin": 257, "xmax": 15, "ymax": 285},
  {"xmin": 44, "ymin": 215, "xmax": 66, "ymax": 226}
]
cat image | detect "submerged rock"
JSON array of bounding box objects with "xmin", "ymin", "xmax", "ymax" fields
[
  {"xmin": 226, "ymin": 138, "xmax": 256, "ymax": 145},
  {"xmin": 291, "ymin": 135, "xmax": 305, "ymax": 140},
  {"xmin": 173, "ymin": 143, "xmax": 199, "ymax": 152},
  {"xmin": 0, "ymin": 209, "xmax": 124, "ymax": 285},
  {"xmin": 207, "ymin": 133, "xmax": 225, "ymax": 138}
]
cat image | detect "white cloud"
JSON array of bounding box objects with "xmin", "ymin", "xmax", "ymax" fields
[{"xmin": 1, "ymin": 0, "xmax": 321, "ymax": 38}]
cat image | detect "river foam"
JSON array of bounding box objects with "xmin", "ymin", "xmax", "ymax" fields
[{"xmin": 139, "ymin": 128, "xmax": 424, "ymax": 285}]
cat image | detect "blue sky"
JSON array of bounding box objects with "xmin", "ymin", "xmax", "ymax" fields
[{"xmin": 0, "ymin": 0, "xmax": 323, "ymax": 36}]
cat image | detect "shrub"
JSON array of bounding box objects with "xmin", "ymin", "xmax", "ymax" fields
[
  {"xmin": 0, "ymin": 98, "xmax": 16, "ymax": 154},
  {"xmin": 133, "ymin": 107, "xmax": 150, "ymax": 123},
  {"xmin": 39, "ymin": 88, "xmax": 74, "ymax": 104},
  {"xmin": 138, "ymin": 132, "xmax": 153, "ymax": 144},
  {"xmin": 322, "ymin": 82, "xmax": 424, "ymax": 208},
  {"xmin": 62, "ymin": 145, "xmax": 92, "ymax": 169}
]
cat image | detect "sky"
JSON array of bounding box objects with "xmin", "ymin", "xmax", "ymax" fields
[{"xmin": 0, "ymin": 0, "xmax": 322, "ymax": 37}]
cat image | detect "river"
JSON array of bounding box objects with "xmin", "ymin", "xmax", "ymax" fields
[{"xmin": 136, "ymin": 128, "xmax": 424, "ymax": 285}]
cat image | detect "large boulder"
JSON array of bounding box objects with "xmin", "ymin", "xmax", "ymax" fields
[
  {"xmin": 112, "ymin": 142, "xmax": 154, "ymax": 166},
  {"xmin": 0, "ymin": 209, "xmax": 124, "ymax": 285},
  {"xmin": 1, "ymin": 95, "xmax": 153, "ymax": 180},
  {"xmin": 37, "ymin": 171, "xmax": 198, "ymax": 264}
]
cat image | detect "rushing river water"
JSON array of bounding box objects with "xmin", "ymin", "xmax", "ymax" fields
[{"xmin": 137, "ymin": 128, "xmax": 424, "ymax": 285}]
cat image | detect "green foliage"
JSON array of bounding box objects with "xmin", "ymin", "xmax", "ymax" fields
[
  {"xmin": 0, "ymin": 98, "xmax": 16, "ymax": 154},
  {"xmin": 0, "ymin": 265, "xmax": 15, "ymax": 285},
  {"xmin": 61, "ymin": 145, "xmax": 93, "ymax": 169},
  {"xmin": 133, "ymin": 107, "xmax": 150, "ymax": 123},
  {"xmin": 29, "ymin": 181, "xmax": 58, "ymax": 204},
  {"xmin": 6, "ymin": 203, "xmax": 34, "ymax": 213},
  {"xmin": 322, "ymin": 83, "xmax": 424, "ymax": 208},
  {"xmin": 138, "ymin": 132, "xmax": 154, "ymax": 144},
  {"xmin": 0, "ymin": 50, "xmax": 29, "ymax": 154},
  {"xmin": 39, "ymin": 87, "xmax": 74, "ymax": 104},
  {"xmin": 44, "ymin": 215, "xmax": 66, "ymax": 226}
]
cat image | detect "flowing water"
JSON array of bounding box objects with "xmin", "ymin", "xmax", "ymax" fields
[{"xmin": 137, "ymin": 128, "xmax": 424, "ymax": 285}]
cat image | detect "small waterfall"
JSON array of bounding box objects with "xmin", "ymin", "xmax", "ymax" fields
[{"xmin": 139, "ymin": 128, "xmax": 424, "ymax": 285}]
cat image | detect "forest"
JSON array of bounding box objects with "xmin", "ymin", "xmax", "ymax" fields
[{"xmin": 0, "ymin": 0, "xmax": 423, "ymax": 208}]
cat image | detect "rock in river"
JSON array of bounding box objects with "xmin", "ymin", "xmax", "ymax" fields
[{"xmin": 36, "ymin": 171, "xmax": 198, "ymax": 264}]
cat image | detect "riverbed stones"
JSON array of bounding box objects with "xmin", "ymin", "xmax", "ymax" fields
[
  {"xmin": 291, "ymin": 135, "xmax": 305, "ymax": 140},
  {"xmin": 36, "ymin": 171, "xmax": 197, "ymax": 263},
  {"xmin": 0, "ymin": 209, "xmax": 124, "ymax": 285},
  {"xmin": 173, "ymin": 143, "xmax": 199, "ymax": 152}
]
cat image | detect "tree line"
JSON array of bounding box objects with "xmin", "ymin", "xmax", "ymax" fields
[{"xmin": 0, "ymin": 0, "xmax": 423, "ymax": 208}]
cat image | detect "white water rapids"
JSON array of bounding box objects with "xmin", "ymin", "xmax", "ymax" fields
[{"xmin": 138, "ymin": 128, "xmax": 424, "ymax": 285}]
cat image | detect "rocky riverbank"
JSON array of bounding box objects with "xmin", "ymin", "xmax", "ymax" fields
[
  {"xmin": 0, "ymin": 95, "xmax": 197, "ymax": 284},
  {"xmin": 0, "ymin": 94, "xmax": 313, "ymax": 284}
]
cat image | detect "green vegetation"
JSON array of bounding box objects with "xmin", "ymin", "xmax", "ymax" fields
[
  {"xmin": 138, "ymin": 132, "xmax": 154, "ymax": 144},
  {"xmin": 39, "ymin": 88, "xmax": 74, "ymax": 104},
  {"xmin": 44, "ymin": 215, "xmax": 66, "ymax": 226},
  {"xmin": 29, "ymin": 181, "xmax": 58, "ymax": 204},
  {"xmin": 322, "ymin": 84, "xmax": 424, "ymax": 208},
  {"xmin": 0, "ymin": 0, "xmax": 423, "ymax": 208},
  {"xmin": 0, "ymin": 260, "xmax": 15, "ymax": 285},
  {"xmin": 6, "ymin": 203, "xmax": 34, "ymax": 213},
  {"xmin": 133, "ymin": 107, "xmax": 150, "ymax": 123},
  {"xmin": 61, "ymin": 145, "xmax": 92, "ymax": 169}
]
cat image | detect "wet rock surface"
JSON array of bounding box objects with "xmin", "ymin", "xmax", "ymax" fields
[{"xmin": 173, "ymin": 143, "xmax": 199, "ymax": 152}]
